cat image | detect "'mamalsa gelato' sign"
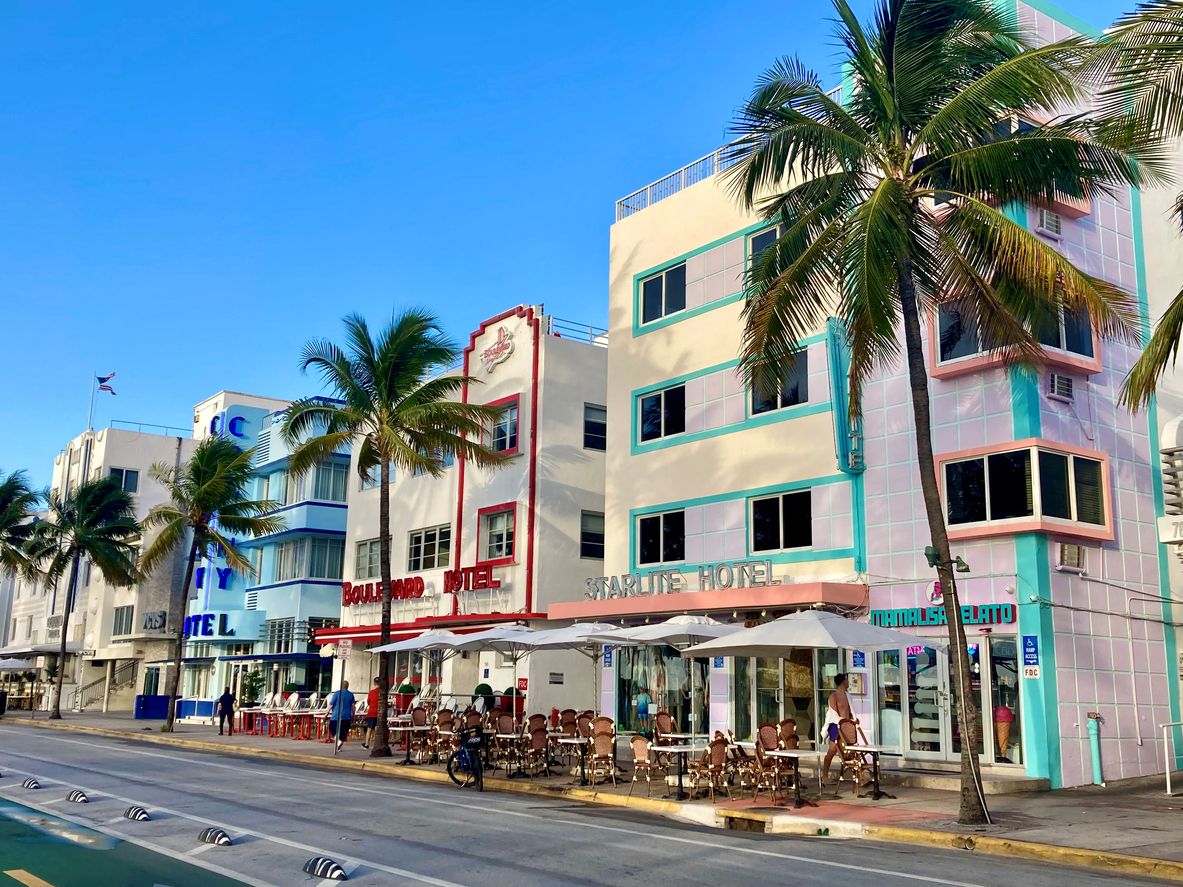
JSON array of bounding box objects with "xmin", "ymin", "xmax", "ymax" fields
[{"xmin": 870, "ymin": 604, "xmax": 1015, "ymax": 628}]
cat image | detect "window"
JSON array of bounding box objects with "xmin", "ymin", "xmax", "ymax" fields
[
  {"xmin": 355, "ymin": 539, "xmax": 381, "ymax": 580},
  {"xmin": 308, "ymin": 537, "xmax": 345, "ymax": 579},
  {"xmin": 639, "ymin": 385, "xmax": 686, "ymax": 442},
  {"xmin": 944, "ymin": 446, "xmax": 1105, "ymax": 527},
  {"xmin": 412, "ymin": 450, "xmax": 455, "ymax": 477},
  {"xmin": 25, "ymin": 616, "xmax": 32, "ymax": 639},
  {"xmin": 408, "ymin": 525, "xmax": 451, "ymax": 571},
  {"xmin": 489, "ymin": 401, "xmax": 520, "ymax": 454},
  {"xmin": 112, "ymin": 605, "xmax": 134, "ymax": 636},
  {"xmin": 638, "ymin": 510, "xmax": 685, "ymax": 565},
  {"xmin": 640, "ymin": 263, "xmax": 687, "ymax": 324},
  {"xmin": 748, "ymin": 224, "xmax": 788, "ymax": 264},
  {"xmin": 750, "ymin": 491, "xmax": 812, "ymax": 552},
  {"xmin": 751, "ymin": 352, "xmax": 809, "ymax": 415},
  {"xmin": 274, "ymin": 539, "xmax": 307, "ymax": 582},
  {"xmin": 249, "ymin": 546, "xmax": 264, "ymax": 581},
  {"xmin": 109, "ymin": 468, "xmax": 139, "ymax": 493},
  {"xmin": 313, "ymin": 460, "xmax": 348, "ymax": 501},
  {"xmin": 282, "ymin": 471, "xmax": 306, "ymax": 506},
  {"xmin": 1035, "ymin": 304, "xmax": 1094, "ymax": 358},
  {"xmin": 143, "ymin": 667, "xmax": 160, "ymax": 696},
  {"xmin": 937, "ymin": 302, "xmax": 997, "ymax": 362},
  {"xmin": 583, "ymin": 404, "xmax": 607, "ymax": 451},
  {"xmin": 482, "ymin": 509, "xmax": 515, "ymax": 563},
  {"xmin": 580, "ymin": 511, "xmax": 605, "ymax": 559}
]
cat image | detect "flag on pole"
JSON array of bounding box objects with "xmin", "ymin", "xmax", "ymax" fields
[{"xmin": 97, "ymin": 372, "xmax": 116, "ymax": 396}]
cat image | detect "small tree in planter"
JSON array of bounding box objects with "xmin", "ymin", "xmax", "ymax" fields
[{"xmin": 240, "ymin": 670, "xmax": 265, "ymax": 706}]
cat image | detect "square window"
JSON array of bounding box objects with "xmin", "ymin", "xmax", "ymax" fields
[
  {"xmin": 946, "ymin": 459, "xmax": 987, "ymax": 524},
  {"xmin": 750, "ymin": 491, "xmax": 812, "ymax": 552},
  {"xmin": 638, "ymin": 385, "xmax": 686, "ymax": 443},
  {"xmin": 408, "ymin": 525, "xmax": 451, "ymax": 571},
  {"xmin": 750, "ymin": 351, "xmax": 809, "ymax": 415},
  {"xmin": 580, "ymin": 511, "xmax": 605, "ymax": 559},
  {"xmin": 109, "ymin": 468, "xmax": 139, "ymax": 494},
  {"xmin": 490, "ymin": 401, "xmax": 520, "ymax": 454},
  {"xmin": 482, "ymin": 509, "xmax": 515, "ymax": 562},
  {"xmin": 640, "ymin": 263, "xmax": 688, "ymax": 324},
  {"xmin": 938, "ymin": 303, "xmax": 982, "ymax": 362},
  {"xmin": 637, "ymin": 510, "xmax": 684, "ymax": 565}
]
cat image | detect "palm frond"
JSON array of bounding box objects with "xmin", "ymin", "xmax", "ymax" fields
[{"xmin": 1122, "ymin": 280, "xmax": 1183, "ymax": 408}]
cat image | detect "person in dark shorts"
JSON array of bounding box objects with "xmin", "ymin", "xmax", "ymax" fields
[
  {"xmin": 363, "ymin": 677, "xmax": 382, "ymax": 749},
  {"xmin": 216, "ymin": 687, "xmax": 236, "ymax": 736}
]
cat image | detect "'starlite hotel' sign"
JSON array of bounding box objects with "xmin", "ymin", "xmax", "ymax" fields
[
  {"xmin": 870, "ymin": 604, "xmax": 1015, "ymax": 627},
  {"xmin": 584, "ymin": 559, "xmax": 779, "ymax": 600}
]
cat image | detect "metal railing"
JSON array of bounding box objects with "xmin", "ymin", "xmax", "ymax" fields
[
  {"xmin": 549, "ymin": 316, "xmax": 608, "ymax": 347},
  {"xmin": 1163, "ymin": 721, "xmax": 1183, "ymax": 795},
  {"xmin": 70, "ymin": 660, "xmax": 138, "ymax": 712},
  {"xmin": 615, "ymin": 144, "xmax": 742, "ymax": 221},
  {"xmin": 110, "ymin": 420, "xmax": 192, "ymax": 438}
]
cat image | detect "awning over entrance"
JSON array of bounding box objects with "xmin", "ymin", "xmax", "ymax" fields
[
  {"xmin": 217, "ymin": 652, "xmax": 323, "ymax": 663},
  {"xmin": 0, "ymin": 642, "xmax": 83, "ymax": 657},
  {"xmin": 547, "ymin": 581, "xmax": 868, "ymax": 621},
  {"xmin": 316, "ymin": 612, "xmax": 549, "ymax": 645}
]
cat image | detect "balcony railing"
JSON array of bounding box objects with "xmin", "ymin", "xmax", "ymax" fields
[
  {"xmin": 110, "ymin": 420, "xmax": 192, "ymax": 438},
  {"xmin": 615, "ymin": 145, "xmax": 742, "ymax": 221}
]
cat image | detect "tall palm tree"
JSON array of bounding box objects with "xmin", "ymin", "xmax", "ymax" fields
[
  {"xmin": 0, "ymin": 469, "xmax": 40, "ymax": 573},
  {"xmin": 140, "ymin": 435, "xmax": 284, "ymax": 732},
  {"xmin": 25, "ymin": 478, "xmax": 140, "ymax": 719},
  {"xmin": 282, "ymin": 309, "xmax": 505, "ymax": 758},
  {"xmin": 727, "ymin": 0, "xmax": 1155, "ymax": 824},
  {"xmin": 1088, "ymin": 0, "xmax": 1183, "ymax": 407}
]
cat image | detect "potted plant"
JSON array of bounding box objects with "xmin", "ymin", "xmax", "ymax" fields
[
  {"xmin": 472, "ymin": 683, "xmax": 494, "ymax": 712},
  {"xmin": 240, "ymin": 671, "xmax": 265, "ymax": 707},
  {"xmin": 394, "ymin": 683, "xmax": 417, "ymax": 714}
]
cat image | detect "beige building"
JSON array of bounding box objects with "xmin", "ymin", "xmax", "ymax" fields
[{"xmin": 323, "ymin": 307, "xmax": 608, "ymax": 715}]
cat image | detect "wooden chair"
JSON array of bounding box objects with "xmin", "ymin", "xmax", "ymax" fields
[
  {"xmin": 627, "ymin": 734, "xmax": 666, "ymax": 798},
  {"xmin": 588, "ymin": 730, "xmax": 617, "ymax": 786},
  {"xmin": 576, "ymin": 713, "xmax": 594, "ymax": 739},
  {"xmin": 525, "ymin": 713, "xmax": 548, "ymax": 734},
  {"xmin": 689, "ymin": 737, "xmax": 733, "ymax": 802},
  {"xmin": 727, "ymin": 731, "xmax": 757, "ymax": 799},
  {"xmin": 777, "ymin": 718, "xmax": 801, "ymax": 750},
  {"xmin": 836, "ymin": 718, "xmax": 874, "ymax": 796}
]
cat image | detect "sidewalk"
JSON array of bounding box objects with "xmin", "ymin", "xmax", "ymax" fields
[{"xmin": 5, "ymin": 711, "xmax": 1183, "ymax": 882}]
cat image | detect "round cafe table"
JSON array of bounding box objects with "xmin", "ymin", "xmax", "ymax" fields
[
  {"xmin": 661, "ymin": 743, "xmax": 709, "ymax": 800},
  {"xmin": 765, "ymin": 749, "xmax": 823, "ymax": 808},
  {"xmin": 557, "ymin": 736, "xmax": 590, "ymax": 786},
  {"xmin": 392, "ymin": 724, "xmax": 432, "ymax": 765}
]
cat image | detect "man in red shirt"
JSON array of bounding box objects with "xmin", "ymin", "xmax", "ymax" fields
[{"xmin": 363, "ymin": 677, "xmax": 382, "ymax": 749}]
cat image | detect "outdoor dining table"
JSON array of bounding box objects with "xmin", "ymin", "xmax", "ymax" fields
[
  {"xmin": 495, "ymin": 733, "xmax": 530, "ymax": 779},
  {"xmin": 661, "ymin": 743, "xmax": 709, "ymax": 801},
  {"xmin": 391, "ymin": 724, "xmax": 432, "ymax": 765},
  {"xmin": 847, "ymin": 744, "xmax": 897, "ymax": 800},
  {"xmin": 557, "ymin": 736, "xmax": 590, "ymax": 786},
  {"xmin": 765, "ymin": 749, "xmax": 823, "ymax": 809}
]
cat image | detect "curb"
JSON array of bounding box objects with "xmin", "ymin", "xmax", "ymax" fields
[{"xmin": 5, "ymin": 717, "xmax": 1181, "ymax": 881}]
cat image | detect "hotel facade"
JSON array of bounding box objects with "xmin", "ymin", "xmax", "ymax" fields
[
  {"xmin": 556, "ymin": 0, "xmax": 1183, "ymax": 789},
  {"xmin": 320, "ymin": 307, "xmax": 608, "ymax": 716}
]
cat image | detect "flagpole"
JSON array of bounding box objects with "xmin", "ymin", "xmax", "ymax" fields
[{"xmin": 86, "ymin": 372, "xmax": 97, "ymax": 432}]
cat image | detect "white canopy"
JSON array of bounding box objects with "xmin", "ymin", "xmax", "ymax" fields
[
  {"xmin": 512, "ymin": 622, "xmax": 618, "ymax": 650},
  {"xmin": 682, "ymin": 610, "xmax": 947, "ymax": 659},
  {"xmin": 452, "ymin": 624, "xmax": 536, "ymax": 654},
  {"xmin": 599, "ymin": 614, "xmax": 743, "ymax": 648},
  {"xmin": 369, "ymin": 629, "xmax": 467, "ymax": 654},
  {"xmin": 0, "ymin": 658, "xmax": 35, "ymax": 671}
]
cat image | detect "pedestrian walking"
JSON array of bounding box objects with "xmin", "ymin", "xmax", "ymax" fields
[
  {"xmin": 216, "ymin": 686, "xmax": 236, "ymax": 736},
  {"xmin": 363, "ymin": 677, "xmax": 381, "ymax": 749},
  {"xmin": 327, "ymin": 680, "xmax": 356, "ymax": 752},
  {"xmin": 822, "ymin": 673, "xmax": 854, "ymax": 783}
]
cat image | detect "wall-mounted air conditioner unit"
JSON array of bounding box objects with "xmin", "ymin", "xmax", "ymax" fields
[
  {"xmin": 1036, "ymin": 207, "xmax": 1063, "ymax": 239},
  {"xmin": 1047, "ymin": 372, "xmax": 1074, "ymax": 403},
  {"xmin": 1057, "ymin": 542, "xmax": 1086, "ymax": 573}
]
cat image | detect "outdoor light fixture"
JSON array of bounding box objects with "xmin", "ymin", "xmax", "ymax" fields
[
  {"xmin": 923, "ymin": 545, "xmax": 971, "ymax": 573},
  {"xmin": 954, "ymin": 556, "xmax": 971, "ymax": 573}
]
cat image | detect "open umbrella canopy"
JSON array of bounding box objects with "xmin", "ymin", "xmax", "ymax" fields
[
  {"xmin": 0, "ymin": 658, "xmax": 34, "ymax": 671},
  {"xmin": 599, "ymin": 614, "xmax": 742, "ymax": 648},
  {"xmin": 369, "ymin": 629, "xmax": 467, "ymax": 654},
  {"xmin": 681, "ymin": 610, "xmax": 946, "ymax": 659},
  {"xmin": 452, "ymin": 624, "xmax": 536, "ymax": 654},
  {"xmin": 515, "ymin": 622, "xmax": 618, "ymax": 650}
]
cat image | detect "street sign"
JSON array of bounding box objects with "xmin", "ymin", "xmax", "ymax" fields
[
  {"xmin": 1022, "ymin": 635, "xmax": 1039, "ymax": 667},
  {"xmin": 851, "ymin": 650, "xmax": 866, "ymax": 669},
  {"xmin": 1023, "ymin": 665, "xmax": 1041, "ymax": 679},
  {"xmin": 517, "ymin": 677, "xmax": 528, "ymax": 692},
  {"xmin": 336, "ymin": 639, "xmax": 352, "ymax": 661}
]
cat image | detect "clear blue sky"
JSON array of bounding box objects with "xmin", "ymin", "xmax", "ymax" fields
[{"xmin": 0, "ymin": 0, "xmax": 1130, "ymax": 488}]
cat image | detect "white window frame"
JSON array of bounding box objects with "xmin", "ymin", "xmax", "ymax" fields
[
  {"xmin": 112, "ymin": 604, "xmax": 134, "ymax": 637},
  {"xmin": 942, "ymin": 445, "xmax": 1106, "ymax": 529},
  {"xmin": 407, "ymin": 524, "xmax": 451, "ymax": 572},
  {"xmin": 109, "ymin": 467, "xmax": 139, "ymax": 494},
  {"xmin": 749, "ymin": 351, "xmax": 809, "ymax": 416},
  {"xmin": 481, "ymin": 509, "xmax": 516, "ymax": 563},
  {"xmin": 355, "ymin": 538, "xmax": 381, "ymax": 580},
  {"xmin": 637, "ymin": 384, "xmax": 686, "ymax": 443},
  {"xmin": 748, "ymin": 490, "xmax": 813, "ymax": 553},
  {"xmin": 639, "ymin": 262, "xmax": 688, "ymax": 325},
  {"xmin": 488, "ymin": 401, "xmax": 520, "ymax": 454},
  {"xmin": 636, "ymin": 509, "xmax": 686, "ymax": 567}
]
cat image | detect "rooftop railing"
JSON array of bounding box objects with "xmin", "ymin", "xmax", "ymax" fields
[{"xmin": 110, "ymin": 420, "xmax": 192, "ymax": 438}]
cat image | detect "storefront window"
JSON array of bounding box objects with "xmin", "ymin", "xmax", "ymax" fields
[
  {"xmin": 950, "ymin": 644, "xmax": 985, "ymax": 756},
  {"xmin": 615, "ymin": 644, "xmax": 707, "ymax": 734},
  {"xmin": 876, "ymin": 650, "xmax": 903, "ymax": 749},
  {"xmin": 815, "ymin": 648, "xmax": 840, "ymax": 743},
  {"xmin": 989, "ymin": 637, "xmax": 1022, "ymax": 764},
  {"xmin": 907, "ymin": 647, "xmax": 942, "ymax": 753},
  {"xmin": 732, "ymin": 657, "xmax": 752, "ymax": 740}
]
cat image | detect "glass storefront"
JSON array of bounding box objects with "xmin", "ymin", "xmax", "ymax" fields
[
  {"xmin": 615, "ymin": 644, "xmax": 708, "ymax": 734},
  {"xmin": 731, "ymin": 648, "xmax": 837, "ymax": 744}
]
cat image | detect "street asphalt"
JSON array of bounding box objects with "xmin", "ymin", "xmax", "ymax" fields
[{"xmin": 0, "ymin": 725, "xmax": 1171, "ymax": 887}]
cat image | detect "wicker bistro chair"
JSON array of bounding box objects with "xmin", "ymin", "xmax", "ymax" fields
[
  {"xmin": 525, "ymin": 713, "xmax": 548, "ymax": 734},
  {"xmin": 552, "ymin": 719, "xmax": 578, "ymax": 767},
  {"xmin": 688, "ymin": 737, "xmax": 733, "ymax": 803},
  {"xmin": 588, "ymin": 730, "xmax": 618, "ymax": 786},
  {"xmin": 463, "ymin": 709, "xmax": 484, "ymax": 731},
  {"xmin": 836, "ymin": 718, "xmax": 874, "ymax": 796},
  {"xmin": 627, "ymin": 734, "xmax": 667, "ymax": 798},
  {"xmin": 407, "ymin": 705, "xmax": 430, "ymax": 761},
  {"xmin": 430, "ymin": 710, "xmax": 456, "ymax": 760},
  {"xmin": 523, "ymin": 728, "xmax": 553, "ymax": 778},
  {"xmin": 559, "ymin": 708, "xmax": 577, "ymax": 729},
  {"xmin": 727, "ymin": 732, "xmax": 758, "ymax": 799},
  {"xmin": 495, "ymin": 713, "xmax": 521, "ymax": 773},
  {"xmin": 778, "ymin": 719, "xmax": 801, "ymax": 750},
  {"xmin": 576, "ymin": 713, "xmax": 594, "ymax": 739},
  {"xmin": 752, "ymin": 742, "xmax": 791, "ymax": 804}
]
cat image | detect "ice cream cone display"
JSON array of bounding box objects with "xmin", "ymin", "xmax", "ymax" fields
[{"xmin": 995, "ymin": 719, "xmax": 1011, "ymax": 757}]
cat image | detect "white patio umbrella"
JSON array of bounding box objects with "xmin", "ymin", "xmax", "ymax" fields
[
  {"xmin": 369, "ymin": 629, "xmax": 467, "ymax": 654},
  {"xmin": 452, "ymin": 624, "xmax": 537, "ymax": 711},
  {"xmin": 600, "ymin": 615, "xmax": 743, "ymax": 733},
  {"xmin": 0, "ymin": 658, "xmax": 35, "ymax": 671},
  {"xmin": 514, "ymin": 622, "xmax": 618, "ymax": 713},
  {"xmin": 681, "ymin": 609, "xmax": 946, "ymax": 658}
]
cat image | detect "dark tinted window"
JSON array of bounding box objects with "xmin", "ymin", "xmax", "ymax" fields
[
  {"xmin": 583, "ymin": 404, "xmax": 607, "ymax": 450},
  {"xmin": 1038, "ymin": 451, "xmax": 1071, "ymax": 519},
  {"xmin": 782, "ymin": 491, "xmax": 812, "ymax": 548},
  {"xmin": 642, "ymin": 276, "xmax": 664, "ymax": 324},
  {"xmin": 946, "ymin": 459, "xmax": 987, "ymax": 524},
  {"xmin": 751, "ymin": 351, "xmax": 808, "ymax": 414},
  {"xmin": 751, "ymin": 497, "xmax": 781, "ymax": 552},
  {"xmin": 1063, "ymin": 305, "xmax": 1093, "ymax": 357},
  {"xmin": 750, "ymin": 228, "xmax": 777, "ymax": 261},
  {"xmin": 1034, "ymin": 304, "xmax": 1062, "ymax": 349},
  {"xmin": 663, "ymin": 385, "xmax": 686, "ymax": 437},
  {"xmin": 662, "ymin": 510, "xmax": 685, "ymax": 562},
  {"xmin": 939, "ymin": 303, "xmax": 980, "ymax": 361},
  {"xmin": 664, "ymin": 264, "xmax": 687, "ymax": 315},
  {"xmin": 988, "ymin": 451, "xmax": 1033, "ymax": 519},
  {"xmin": 1074, "ymin": 457, "xmax": 1105, "ymax": 524},
  {"xmin": 580, "ymin": 511, "xmax": 605, "ymax": 559},
  {"xmin": 638, "ymin": 515, "xmax": 662, "ymax": 565},
  {"xmin": 640, "ymin": 393, "xmax": 662, "ymax": 442}
]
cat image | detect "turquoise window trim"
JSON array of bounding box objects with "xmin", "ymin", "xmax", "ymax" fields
[
  {"xmin": 1130, "ymin": 182, "xmax": 1183, "ymax": 761},
  {"xmin": 631, "ymin": 218, "xmax": 775, "ymax": 337},
  {"xmin": 627, "ymin": 473, "xmax": 853, "ymax": 572},
  {"xmin": 1015, "ymin": 533, "xmax": 1062, "ymax": 787},
  {"xmin": 630, "ymin": 333, "xmax": 829, "ymax": 455}
]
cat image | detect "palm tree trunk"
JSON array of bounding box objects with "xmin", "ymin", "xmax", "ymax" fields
[
  {"xmin": 370, "ymin": 458, "xmax": 394, "ymax": 758},
  {"xmin": 49, "ymin": 552, "xmax": 81, "ymax": 720},
  {"xmin": 165, "ymin": 541, "xmax": 200, "ymax": 733},
  {"xmin": 898, "ymin": 259, "xmax": 991, "ymax": 826}
]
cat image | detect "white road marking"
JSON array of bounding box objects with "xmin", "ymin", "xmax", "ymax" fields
[
  {"xmin": 0, "ymin": 729, "xmax": 987, "ymax": 887},
  {"xmin": 186, "ymin": 842, "xmax": 218, "ymax": 856},
  {"xmin": 0, "ymin": 762, "xmax": 467, "ymax": 887}
]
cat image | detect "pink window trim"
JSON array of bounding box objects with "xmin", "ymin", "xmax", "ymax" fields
[{"xmin": 927, "ymin": 310, "xmax": 1102, "ymax": 380}]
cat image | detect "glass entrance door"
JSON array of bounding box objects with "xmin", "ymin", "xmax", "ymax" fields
[
  {"xmin": 736, "ymin": 651, "xmax": 818, "ymax": 742},
  {"xmin": 906, "ymin": 644, "xmax": 987, "ymax": 762}
]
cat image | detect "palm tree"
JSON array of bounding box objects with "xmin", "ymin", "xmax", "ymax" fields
[
  {"xmin": 1088, "ymin": 0, "xmax": 1183, "ymax": 407},
  {"xmin": 25, "ymin": 478, "xmax": 140, "ymax": 719},
  {"xmin": 0, "ymin": 469, "xmax": 40, "ymax": 573},
  {"xmin": 282, "ymin": 309, "xmax": 505, "ymax": 758},
  {"xmin": 140, "ymin": 435, "xmax": 284, "ymax": 732},
  {"xmin": 727, "ymin": 0, "xmax": 1155, "ymax": 824}
]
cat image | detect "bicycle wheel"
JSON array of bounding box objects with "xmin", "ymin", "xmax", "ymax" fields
[{"xmin": 447, "ymin": 750, "xmax": 475, "ymax": 788}]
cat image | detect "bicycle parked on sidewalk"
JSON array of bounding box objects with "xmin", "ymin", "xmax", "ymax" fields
[{"xmin": 446, "ymin": 726, "xmax": 485, "ymax": 791}]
